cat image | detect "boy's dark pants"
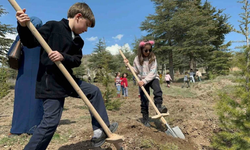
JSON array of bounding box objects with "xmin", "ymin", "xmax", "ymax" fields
[
  {"xmin": 24, "ymin": 80, "xmax": 109, "ymax": 150},
  {"xmin": 139, "ymin": 79, "xmax": 162, "ymax": 114}
]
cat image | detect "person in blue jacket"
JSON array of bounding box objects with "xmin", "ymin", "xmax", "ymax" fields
[{"xmin": 9, "ymin": 16, "xmax": 44, "ymax": 136}]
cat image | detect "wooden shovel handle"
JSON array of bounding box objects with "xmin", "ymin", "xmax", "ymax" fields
[
  {"xmin": 119, "ymin": 50, "xmax": 167, "ymax": 124},
  {"xmin": 8, "ymin": 1, "xmax": 123, "ymax": 149}
]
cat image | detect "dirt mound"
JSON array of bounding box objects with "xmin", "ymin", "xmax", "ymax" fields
[
  {"xmin": 56, "ymin": 120, "xmax": 196, "ymax": 150},
  {"xmin": 117, "ymin": 120, "xmax": 196, "ymax": 150}
]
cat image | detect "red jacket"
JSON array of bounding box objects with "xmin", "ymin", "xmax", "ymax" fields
[{"xmin": 121, "ymin": 77, "xmax": 128, "ymax": 87}]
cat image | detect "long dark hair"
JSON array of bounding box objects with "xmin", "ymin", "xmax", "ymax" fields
[
  {"xmin": 115, "ymin": 72, "xmax": 120, "ymax": 77},
  {"xmin": 122, "ymin": 73, "xmax": 128, "ymax": 78},
  {"xmin": 138, "ymin": 40, "xmax": 156, "ymax": 66}
]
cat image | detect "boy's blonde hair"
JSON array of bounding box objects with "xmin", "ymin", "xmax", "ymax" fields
[{"xmin": 67, "ymin": 2, "xmax": 95, "ymax": 28}]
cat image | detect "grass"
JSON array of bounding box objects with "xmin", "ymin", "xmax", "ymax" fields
[
  {"xmin": 218, "ymin": 85, "xmax": 236, "ymax": 94},
  {"xmin": 160, "ymin": 74, "xmax": 238, "ymax": 99},
  {"xmin": 105, "ymin": 99, "xmax": 123, "ymax": 111},
  {"xmin": 140, "ymin": 138, "xmax": 155, "ymax": 148},
  {"xmin": 160, "ymin": 143, "xmax": 179, "ymax": 150},
  {"xmin": 161, "ymin": 85, "xmax": 197, "ymax": 98},
  {"xmin": 51, "ymin": 132, "xmax": 70, "ymax": 144},
  {"xmin": 0, "ymin": 135, "xmax": 30, "ymax": 146},
  {"xmin": 79, "ymin": 105, "xmax": 88, "ymax": 109},
  {"xmin": 79, "ymin": 116, "xmax": 91, "ymax": 120},
  {"xmin": 0, "ymin": 132, "xmax": 71, "ymax": 146}
]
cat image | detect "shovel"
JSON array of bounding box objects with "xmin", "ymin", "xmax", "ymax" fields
[
  {"xmin": 119, "ymin": 50, "xmax": 185, "ymax": 139},
  {"xmin": 8, "ymin": 0, "xmax": 124, "ymax": 149}
]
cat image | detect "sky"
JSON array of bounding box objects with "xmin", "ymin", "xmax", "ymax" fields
[{"xmin": 0, "ymin": 0, "xmax": 247, "ymax": 55}]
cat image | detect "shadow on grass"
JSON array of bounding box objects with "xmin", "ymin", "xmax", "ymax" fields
[{"xmin": 59, "ymin": 119, "xmax": 76, "ymax": 126}]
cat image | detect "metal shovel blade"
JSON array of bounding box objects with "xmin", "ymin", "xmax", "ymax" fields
[{"xmin": 165, "ymin": 126, "xmax": 185, "ymax": 139}]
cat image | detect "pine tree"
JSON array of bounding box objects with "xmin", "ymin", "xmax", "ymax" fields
[
  {"xmin": 0, "ymin": 6, "xmax": 14, "ymax": 98},
  {"xmin": 0, "ymin": 64, "xmax": 10, "ymax": 99},
  {"xmin": 88, "ymin": 38, "xmax": 116, "ymax": 72},
  {"xmin": 72, "ymin": 61, "xmax": 86, "ymax": 79},
  {"xmin": 141, "ymin": 0, "xmax": 230, "ymax": 79},
  {"xmin": 88, "ymin": 38, "xmax": 118, "ymax": 82},
  {"xmin": 203, "ymin": 1, "xmax": 232, "ymax": 77},
  {"xmin": 0, "ymin": 5, "xmax": 15, "ymax": 64},
  {"xmin": 141, "ymin": 0, "xmax": 180, "ymax": 80},
  {"xmin": 207, "ymin": 50, "xmax": 232, "ymax": 79},
  {"xmin": 172, "ymin": 0, "xmax": 218, "ymax": 70},
  {"xmin": 113, "ymin": 44, "xmax": 134, "ymax": 78},
  {"xmin": 212, "ymin": 1, "xmax": 250, "ymax": 149},
  {"xmin": 236, "ymin": 0, "xmax": 250, "ymax": 91}
]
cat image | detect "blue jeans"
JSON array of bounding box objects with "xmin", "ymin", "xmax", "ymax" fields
[
  {"xmin": 116, "ymin": 85, "xmax": 121, "ymax": 94},
  {"xmin": 124, "ymin": 87, "xmax": 128, "ymax": 97}
]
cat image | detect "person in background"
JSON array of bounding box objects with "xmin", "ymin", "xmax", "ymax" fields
[
  {"xmin": 189, "ymin": 69, "xmax": 195, "ymax": 83},
  {"xmin": 115, "ymin": 72, "xmax": 122, "ymax": 98},
  {"xmin": 165, "ymin": 72, "xmax": 172, "ymax": 88},
  {"xmin": 182, "ymin": 72, "xmax": 190, "ymax": 88},
  {"xmin": 8, "ymin": 16, "xmax": 44, "ymax": 136},
  {"xmin": 121, "ymin": 73, "xmax": 128, "ymax": 99},
  {"xmin": 120, "ymin": 73, "xmax": 124, "ymax": 98},
  {"xmin": 196, "ymin": 69, "xmax": 202, "ymax": 82}
]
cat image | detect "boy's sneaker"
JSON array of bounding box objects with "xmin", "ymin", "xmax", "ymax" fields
[{"xmin": 91, "ymin": 122, "xmax": 118, "ymax": 147}]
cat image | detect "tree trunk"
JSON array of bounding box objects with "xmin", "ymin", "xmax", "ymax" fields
[
  {"xmin": 190, "ymin": 55, "xmax": 194, "ymax": 70},
  {"xmin": 161, "ymin": 64, "xmax": 164, "ymax": 75},
  {"xmin": 164, "ymin": 64, "xmax": 167, "ymax": 75},
  {"xmin": 169, "ymin": 49, "xmax": 174, "ymax": 80},
  {"xmin": 194, "ymin": 60, "xmax": 197, "ymax": 72}
]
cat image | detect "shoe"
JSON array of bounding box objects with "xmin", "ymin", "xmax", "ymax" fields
[
  {"xmin": 156, "ymin": 104, "xmax": 168, "ymax": 113},
  {"xmin": 142, "ymin": 113, "xmax": 150, "ymax": 127},
  {"xmin": 91, "ymin": 122, "xmax": 118, "ymax": 147}
]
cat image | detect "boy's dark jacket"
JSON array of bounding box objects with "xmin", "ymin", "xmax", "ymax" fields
[{"xmin": 17, "ymin": 18, "xmax": 84, "ymax": 99}]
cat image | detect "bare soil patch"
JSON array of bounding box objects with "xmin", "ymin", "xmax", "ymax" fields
[{"xmin": 0, "ymin": 78, "xmax": 235, "ymax": 150}]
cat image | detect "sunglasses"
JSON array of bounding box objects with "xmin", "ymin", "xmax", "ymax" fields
[{"xmin": 143, "ymin": 49, "xmax": 152, "ymax": 53}]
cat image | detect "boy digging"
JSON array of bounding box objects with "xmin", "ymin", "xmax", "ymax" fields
[{"xmin": 16, "ymin": 2, "xmax": 118, "ymax": 149}]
